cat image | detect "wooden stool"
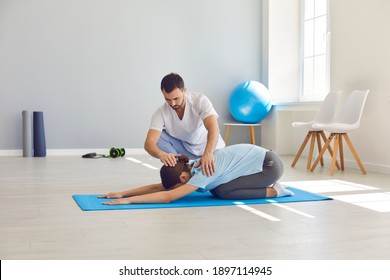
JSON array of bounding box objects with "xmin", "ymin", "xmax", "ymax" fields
[{"xmin": 224, "ymin": 122, "xmax": 261, "ymax": 145}]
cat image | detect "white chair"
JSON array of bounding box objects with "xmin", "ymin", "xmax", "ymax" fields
[
  {"xmin": 310, "ymin": 89, "xmax": 370, "ymax": 175},
  {"xmin": 291, "ymin": 91, "xmax": 342, "ymax": 170}
]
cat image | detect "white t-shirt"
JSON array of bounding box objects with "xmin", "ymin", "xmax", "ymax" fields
[
  {"xmin": 150, "ymin": 91, "xmax": 225, "ymax": 156},
  {"xmin": 188, "ymin": 144, "xmax": 266, "ymax": 192}
]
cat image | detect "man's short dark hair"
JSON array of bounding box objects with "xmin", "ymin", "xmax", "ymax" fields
[{"xmin": 161, "ymin": 73, "xmax": 185, "ymax": 93}]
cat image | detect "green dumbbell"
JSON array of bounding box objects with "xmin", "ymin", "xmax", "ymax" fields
[{"xmin": 109, "ymin": 147, "xmax": 126, "ymax": 158}]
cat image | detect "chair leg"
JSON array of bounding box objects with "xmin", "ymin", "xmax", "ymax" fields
[
  {"xmin": 291, "ymin": 131, "xmax": 312, "ymax": 167},
  {"xmin": 320, "ymin": 131, "xmax": 341, "ymax": 170},
  {"xmin": 339, "ymin": 134, "xmax": 344, "ymax": 171},
  {"xmin": 330, "ymin": 134, "xmax": 340, "ymax": 175},
  {"xmin": 310, "ymin": 133, "xmax": 335, "ymax": 172},
  {"xmin": 307, "ymin": 132, "xmax": 317, "ymax": 170},
  {"xmin": 343, "ymin": 134, "xmax": 367, "ymax": 175},
  {"xmin": 315, "ymin": 132, "xmax": 324, "ymax": 167},
  {"xmin": 224, "ymin": 125, "xmax": 231, "ymax": 145}
]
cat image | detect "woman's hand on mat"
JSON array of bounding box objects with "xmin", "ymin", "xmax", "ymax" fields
[
  {"xmin": 102, "ymin": 198, "xmax": 131, "ymax": 205},
  {"xmin": 98, "ymin": 192, "xmax": 124, "ymax": 199},
  {"xmin": 159, "ymin": 152, "xmax": 181, "ymax": 167},
  {"xmin": 195, "ymin": 151, "xmax": 215, "ymax": 176}
]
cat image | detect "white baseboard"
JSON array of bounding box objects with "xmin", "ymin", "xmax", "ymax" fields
[
  {"xmin": 0, "ymin": 148, "xmax": 147, "ymax": 157},
  {"xmin": 0, "ymin": 150, "xmax": 21, "ymax": 156}
]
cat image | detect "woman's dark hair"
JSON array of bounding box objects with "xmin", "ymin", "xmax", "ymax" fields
[
  {"xmin": 160, "ymin": 155, "xmax": 189, "ymax": 189},
  {"xmin": 160, "ymin": 73, "xmax": 185, "ymax": 93}
]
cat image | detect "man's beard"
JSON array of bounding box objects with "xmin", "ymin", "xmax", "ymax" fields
[{"xmin": 171, "ymin": 99, "xmax": 185, "ymax": 110}]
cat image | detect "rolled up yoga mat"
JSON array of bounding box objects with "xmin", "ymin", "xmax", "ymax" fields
[
  {"xmin": 33, "ymin": 111, "xmax": 46, "ymax": 157},
  {"xmin": 22, "ymin": 110, "xmax": 33, "ymax": 157}
]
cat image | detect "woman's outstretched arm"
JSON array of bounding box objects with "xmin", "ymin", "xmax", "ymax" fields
[
  {"xmin": 98, "ymin": 183, "xmax": 165, "ymax": 199},
  {"xmin": 102, "ymin": 184, "xmax": 198, "ymax": 205}
]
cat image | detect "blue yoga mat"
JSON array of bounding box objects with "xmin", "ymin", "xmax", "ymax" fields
[{"xmin": 72, "ymin": 187, "xmax": 332, "ymax": 211}]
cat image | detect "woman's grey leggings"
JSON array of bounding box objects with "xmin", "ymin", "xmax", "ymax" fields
[{"xmin": 210, "ymin": 151, "xmax": 284, "ymax": 200}]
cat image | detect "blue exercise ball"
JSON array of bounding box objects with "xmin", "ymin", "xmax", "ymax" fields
[{"xmin": 228, "ymin": 80, "xmax": 272, "ymax": 124}]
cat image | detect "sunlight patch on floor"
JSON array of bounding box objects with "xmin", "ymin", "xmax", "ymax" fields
[
  {"xmin": 126, "ymin": 157, "xmax": 159, "ymax": 170},
  {"xmin": 331, "ymin": 192, "xmax": 390, "ymax": 213},
  {"xmin": 282, "ymin": 179, "xmax": 389, "ymax": 213},
  {"xmin": 282, "ymin": 179, "xmax": 378, "ymax": 193},
  {"xmin": 234, "ymin": 202, "xmax": 280, "ymax": 221},
  {"xmin": 126, "ymin": 157, "xmax": 142, "ymax": 163},
  {"xmin": 266, "ymin": 200, "xmax": 315, "ymax": 218}
]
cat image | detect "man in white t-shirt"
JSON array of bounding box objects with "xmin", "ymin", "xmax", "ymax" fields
[{"xmin": 144, "ymin": 73, "xmax": 225, "ymax": 176}]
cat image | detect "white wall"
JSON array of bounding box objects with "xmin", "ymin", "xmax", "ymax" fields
[
  {"xmin": 0, "ymin": 0, "xmax": 262, "ymax": 150},
  {"xmin": 329, "ymin": 0, "xmax": 390, "ymax": 173}
]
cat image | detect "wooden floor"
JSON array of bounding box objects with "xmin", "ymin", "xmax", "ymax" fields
[{"xmin": 1, "ymin": 154, "xmax": 390, "ymax": 260}]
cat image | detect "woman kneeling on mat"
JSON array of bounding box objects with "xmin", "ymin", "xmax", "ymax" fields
[{"xmin": 99, "ymin": 144, "xmax": 294, "ymax": 205}]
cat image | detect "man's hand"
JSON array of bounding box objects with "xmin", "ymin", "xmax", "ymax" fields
[
  {"xmin": 195, "ymin": 152, "xmax": 215, "ymax": 176},
  {"xmin": 159, "ymin": 152, "xmax": 181, "ymax": 167}
]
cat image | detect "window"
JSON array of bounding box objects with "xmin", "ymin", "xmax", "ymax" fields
[{"xmin": 301, "ymin": 0, "xmax": 330, "ymax": 101}]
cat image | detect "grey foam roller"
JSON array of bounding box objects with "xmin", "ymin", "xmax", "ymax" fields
[{"xmin": 22, "ymin": 110, "xmax": 33, "ymax": 157}]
